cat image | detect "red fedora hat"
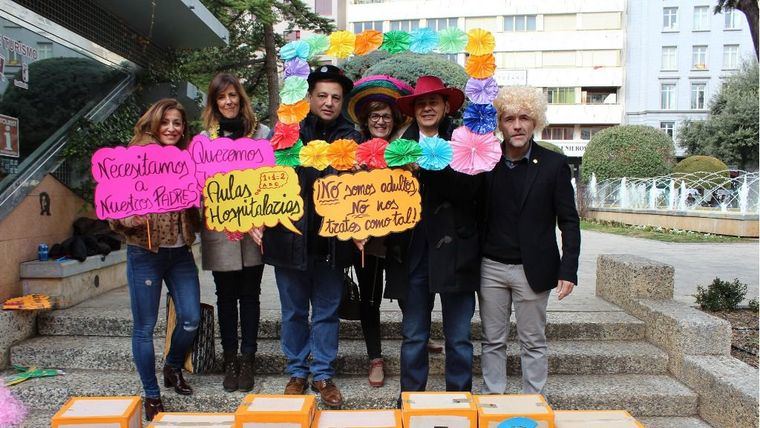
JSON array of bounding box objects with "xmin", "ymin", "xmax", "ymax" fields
[{"xmin": 397, "ymin": 75, "xmax": 465, "ymax": 117}]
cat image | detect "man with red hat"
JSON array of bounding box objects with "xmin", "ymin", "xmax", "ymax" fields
[{"xmin": 384, "ymin": 75, "xmax": 482, "ymax": 394}]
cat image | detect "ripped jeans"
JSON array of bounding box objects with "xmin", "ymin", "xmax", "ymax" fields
[{"xmin": 127, "ymin": 245, "xmax": 200, "ymax": 398}]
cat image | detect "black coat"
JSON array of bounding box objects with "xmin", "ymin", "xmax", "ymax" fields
[
  {"xmin": 480, "ymin": 142, "xmax": 580, "ymax": 293},
  {"xmin": 384, "ymin": 119, "xmax": 483, "ymax": 299},
  {"xmin": 262, "ymin": 113, "xmax": 362, "ymax": 271}
]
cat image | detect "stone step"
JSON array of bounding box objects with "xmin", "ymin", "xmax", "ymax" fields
[
  {"xmin": 9, "ymin": 370, "xmax": 698, "ymax": 420},
  {"xmin": 11, "ymin": 336, "xmax": 668, "ymax": 376},
  {"xmin": 37, "ymin": 308, "xmax": 646, "ymax": 341}
]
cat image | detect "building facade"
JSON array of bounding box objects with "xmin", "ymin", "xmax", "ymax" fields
[{"xmin": 624, "ymin": 1, "xmax": 754, "ymax": 157}]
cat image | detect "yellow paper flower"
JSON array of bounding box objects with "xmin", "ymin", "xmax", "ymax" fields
[
  {"xmin": 277, "ymin": 100, "xmax": 310, "ymax": 125},
  {"xmin": 327, "ymin": 139, "xmax": 358, "ymax": 170},
  {"xmin": 465, "ymin": 28, "xmax": 495, "ymax": 56},
  {"xmin": 354, "ymin": 30, "xmax": 383, "ymax": 55},
  {"xmin": 326, "ymin": 30, "xmax": 356, "ymax": 59},
  {"xmin": 465, "ymin": 54, "xmax": 496, "ymax": 79},
  {"xmin": 300, "ymin": 140, "xmax": 331, "ymax": 170}
]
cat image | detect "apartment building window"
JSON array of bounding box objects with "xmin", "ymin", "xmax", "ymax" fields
[
  {"xmin": 661, "ymin": 83, "xmax": 676, "ymax": 109},
  {"xmin": 691, "ymin": 83, "xmax": 707, "ymax": 109},
  {"xmin": 660, "ymin": 121, "xmax": 676, "ymax": 140},
  {"xmin": 428, "ymin": 18, "xmax": 458, "ymax": 31},
  {"xmin": 541, "ymin": 126, "xmax": 574, "ymax": 140},
  {"xmin": 725, "ymin": 9, "xmax": 740, "ymax": 29},
  {"xmin": 663, "ymin": 7, "xmax": 678, "ymax": 31},
  {"xmin": 693, "ymin": 6, "xmax": 710, "ymax": 30},
  {"xmin": 36, "ymin": 42, "xmax": 53, "ymax": 60},
  {"xmin": 692, "ymin": 45, "xmax": 708, "ymax": 69},
  {"xmin": 582, "ymin": 87, "xmax": 617, "ymax": 104},
  {"xmin": 6, "ymin": 50, "xmax": 21, "ymax": 66},
  {"xmin": 580, "ymin": 126, "xmax": 609, "ymax": 140},
  {"xmin": 390, "ymin": 20, "xmax": 419, "ymax": 32},
  {"xmin": 315, "ymin": 0, "xmax": 332, "ymax": 15},
  {"xmin": 353, "ymin": 21, "xmax": 383, "ymax": 33},
  {"xmin": 465, "ymin": 17, "xmax": 498, "ymax": 32},
  {"xmin": 544, "ymin": 14, "xmax": 576, "ymax": 31},
  {"xmin": 661, "ymin": 46, "xmax": 677, "ymax": 70},
  {"xmin": 546, "ymin": 87, "xmax": 575, "ymax": 104},
  {"xmin": 504, "ymin": 15, "xmax": 536, "ymax": 32},
  {"xmin": 723, "ymin": 44, "xmax": 739, "ymax": 69}
]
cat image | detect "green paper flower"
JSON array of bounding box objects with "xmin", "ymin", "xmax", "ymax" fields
[
  {"xmin": 279, "ymin": 77, "xmax": 309, "ymax": 105},
  {"xmin": 306, "ymin": 34, "xmax": 330, "ymax": 58},
  {"xmin": 275, "ymin": 139, "xmax": 303, "ymax": 167},
  {"xmin": 381, "ymin": 30, "xmax": 411, "ymax": 54},
  {"xmin": 385, "ymin": 138, "xmax": 422, "ymax": 167},
  {"xmin": 438, "ymin": 27, "xmax": 468, "ymax": 54}
]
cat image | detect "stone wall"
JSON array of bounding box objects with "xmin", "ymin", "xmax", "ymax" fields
[{"xmin": 587, "ymin": 208, "xmax": 758, "ymax": 237}]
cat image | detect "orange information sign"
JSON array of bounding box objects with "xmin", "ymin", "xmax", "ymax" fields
[{"xmin": 313, "ymin": 169, "xmax": 421, "ymax": 241}]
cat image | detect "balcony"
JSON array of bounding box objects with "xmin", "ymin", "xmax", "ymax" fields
[{"xmin": 546, "ymin": 104, "xmax": 623, "ymax": 125}]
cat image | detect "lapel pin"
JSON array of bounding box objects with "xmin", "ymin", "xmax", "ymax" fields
[{"xmin": 533, "ymin": 159, "xmax": 538, "ymax": 164}]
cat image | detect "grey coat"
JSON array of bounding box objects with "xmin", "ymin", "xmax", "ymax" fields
[{"xmin": 200, "ymin": 124, "xmax": 270, "ymax": 271}]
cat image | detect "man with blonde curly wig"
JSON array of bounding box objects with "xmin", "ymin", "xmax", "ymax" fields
[{"xmin": 479, "ymin": 86, "xmax": 580, "ymax": 395}]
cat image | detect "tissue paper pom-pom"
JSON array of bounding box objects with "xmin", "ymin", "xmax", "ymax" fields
[
  {"xmin": 284, "ymin": 58, "xmax": 311, "ymax": 79},
  {"xmin": 409, "ymin": 27, "xmax": 439, "ymax": 54},
  {"xmin": 279, "ymin": 76, "xmax": 309, "ymax": 105},
  {"xmin": 356, "ymin": 138, "xmax": 389, "ymax": 169},
  {"xmin": 306, "ymin": 34, "xmax": 330, "ymax": 58},
  {"xmin": 449, "ymin": 126, "xmax": 501, "ymax": 175},
  {"xmin": 326, "ymin": 30, "xmax": 356, "ymax": 59},
  {"xmin": 275, "ymin": 139, "xmax": 303, "ymax": 167},
  {"xmin": 465, "ymin": 77, "xmax": 499, "ymax": 104},
  {"xmin": 385, "ymin": 138, "xmax": 422, "ymax": 167},
  {"xmin": 0, "ymin": 384, "xmax": 27, "ymax": 426},
  {"xmin": 300, "ymin": 140, "xmax": 331, "ymax": 170},
  {"xmin": 463, "ymin": 103, "xmax": 498, "ymax": 134},
  {"xmin": 280, "ymin": 40, "xmax": 310, "ymax": 61},
  {"xmin": 418, "ymin": 136, "xmax": 453, "ymax": 171},
  {"xmin": 465, "ymin": 54, "xmax": 496, "ymax": 79},
  {"xmin": 381, "ymin": 30, "xmax": 411, "ymax": 54},
  {"xmin": 327, "ymin": 139, "xmax": 358, "ymax": 170},
  {"xmin": 270, "ymin": 122, "xmax": 300, "ymax": 150},
  {"xmin": 437, "ymin": 27, "xmax": 468, "ymax": 53},
  {"xmin": 354, "ymin": 30, "xmax": 384, "ymax": 55},
  {"xmin": 277, "ymin": 99, "xmax": 310, "ymax": 125},
  {"xmin": 465, "ymin": 28, "xmax": 495, "ymax": 56}
]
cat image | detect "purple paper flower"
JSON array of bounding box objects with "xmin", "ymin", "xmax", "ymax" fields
[
  {"xmin": 465, "ymin": 77, "xmax": 499, "ymax": 104},
  {"xmin": 284, "ymin": 58, "xmax": 311, "ymax": 79},
  {"xmin": 463, "ymin": 103, "xmax": 498, "ymax": 135}
]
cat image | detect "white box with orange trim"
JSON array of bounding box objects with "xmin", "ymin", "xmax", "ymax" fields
[
  {"xmin": 148, "ymin": 412, "xmax": 235, "ymax": 427},
  {"xmin": 51, "ymin": 396, "xmax": 141, "ymax": 428},
  {"xmin": 474, "ymin": 394, "xmax": 554, "ymax": 428},
  {"xmin": 313, "ymin": 409, "xmax": 402, "ymax": 428},
  {"xmin": 234, "ymin": 394, "xmax": 316, "ymax": 428},
  {"xmin": 401, "ymin": 391, "xmax": 477, "ymax": 428},
  {"xmin": 554, "ymin": 410, "xmax": 644, "ymax": 427}
]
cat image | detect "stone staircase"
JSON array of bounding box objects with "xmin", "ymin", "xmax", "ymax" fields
[{"xmin": 8, "ymin": 281, "xmax": 712, "ymax": 427}]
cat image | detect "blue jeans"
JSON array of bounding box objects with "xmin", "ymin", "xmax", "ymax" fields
[
  {"xmin": 127, "ymin": 245, "xmax": 201, "ymax": 398},
  {"xmin": 400, "ymin": 251, "xmax": 476, "ymax": 392},
  {"xmin": 274, "ymin": 258, "xmax": 343, "ymax": 381}
]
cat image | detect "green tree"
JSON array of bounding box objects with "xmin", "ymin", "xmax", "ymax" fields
[
  {"xmin": 363, "ymin": 52, "xmax": 469, "ymax": 89},
  {"xmin": 714, "ymin": 1, "xmax": 758, "ymax": 58},
  {"xmin": 679, "ymin": 59, "xmax": 759, "ymax": 170},
  {"xmin": 342, "ymin": 50, "xmax": 391, "ymax": 81}
]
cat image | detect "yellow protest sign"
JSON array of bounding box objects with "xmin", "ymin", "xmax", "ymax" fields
[
  {"xmin": 203, "ymin": 166, "xmax": 304, "ymax": 234},
  {"xmin": 313, "ymin": 169, "xmax": 421, "ymax": 240}
]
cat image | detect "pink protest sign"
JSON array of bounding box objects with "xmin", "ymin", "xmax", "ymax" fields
[
  {"xmin": 91, "ymin": 144, "xmax": 200, "ymax": 220},
  {"xmin": 188, "ymin": 134, "xmax": 276, "ymax": 189}
]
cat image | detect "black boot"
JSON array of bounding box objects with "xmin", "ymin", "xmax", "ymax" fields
[
  {"xmin": 222, "ymin": 351, "xmax": 239, "ymax": 392},
  {"xmin": 238, "ymin": 353, "xmax": 255, "ymax": 392}
]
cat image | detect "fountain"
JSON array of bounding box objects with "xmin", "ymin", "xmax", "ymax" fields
[
  {"xmin": 678, "ymin": 180, "xmax": 688, "ymax": 211},
  {"xmin": 739, "ymin": 176, "xmax": 749, "ymax": 214},
  {"xmin": 668, "ymin": 179, "xmax": 676, "ymax": 211},
  {"xmin": 619, "ymin": 177, "xmax": 628, "ymax": 209},
  {"xmin": 589, "ymin": 173, "xmax": 598, "ymax": 206},
  {"xmin": 648, "ymin": 178, "xmax": 657, "ymax": 209}
]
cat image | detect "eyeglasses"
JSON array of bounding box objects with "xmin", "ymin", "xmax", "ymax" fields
[{"xmin": 369, "ymin": 113, "xmax": 393, "ymax": 123}]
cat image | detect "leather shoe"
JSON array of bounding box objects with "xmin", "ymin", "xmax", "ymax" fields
[
  {"xmin": 143, "ymin": 396, "xmax": 164, "ymax": 421},
  {"xmin": 427, "ymin": 339, "xmax": 444, "ymax": 354},
  {"xmin": 163, "ymin": 365, "xmax": 193, "ymax": 395},
  {"xmin": 368, "ymin": 358, "xmax": 385, "ymax": 387},
  {"xmin": 284, "ymin": 376, "xmax": 308, "ymax": 394},
  {"xmin": 311, "ymin": 378, "xmax": 343, "ymax": 408}
]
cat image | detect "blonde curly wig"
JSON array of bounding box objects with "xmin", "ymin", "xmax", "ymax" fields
[{"xmin": 493, "ymin": 86, "xmax": 547, "ymax": 132}]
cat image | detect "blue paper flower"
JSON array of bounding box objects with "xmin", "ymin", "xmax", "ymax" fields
[
  {"xmin": 418, "ymin": 136, "xmax": 453, "ymax": 171},
  {"xmin": 463, "ymin": 103, "xmax": 497, "ymax": 134},
  {"xmin": 280, "ymin": 40, "xmax": 310, "ymax": 61},
  {"xmin": 409, "ymin": 28, "xmax": 439, "ymax": 54}
]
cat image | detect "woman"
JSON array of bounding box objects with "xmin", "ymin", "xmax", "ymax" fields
[
  {"xmin": 200, "ymin": 73, "xmax": 270, "ymax": 393},
  {"xmin": 345, "ymin": 75, "xmax": 411, "ymax": 387},
  {"xmin": 110, "ymin": 98, "xmax": 201, "ymax": 421}
]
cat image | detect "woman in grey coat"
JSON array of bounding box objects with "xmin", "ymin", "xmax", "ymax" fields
[{"xmin": 200, "ymin": 73, "xmax": 270, "ymax": 392}]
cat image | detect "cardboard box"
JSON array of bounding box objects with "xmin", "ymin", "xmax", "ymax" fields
[
  {"xmin": 235, "ymin": 394, "xmax": 316, "ymax": 428},
  {"xmin": 474, "ymin": 394, "xmax": 554, "ymax": 428},
  {"xmin": 401, "ymin": 392, "xmax": 477, "ymax": 428},
  {"xmin": 554, "ymin": 410, "xmax": 644, "ymax": 427},
  {"xmin": 148, "ymin": 412, "xmax": 235, "ymax": 427},
  {"xmin": 313, "ymin": 410, "xmax": 402, "ymax": 428},
  {"xmin": 51, "ymin": 396, "xmax": 141, "ymax": 428}
]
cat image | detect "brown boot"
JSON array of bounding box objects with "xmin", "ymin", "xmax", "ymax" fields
[
  {"xmin": 238, "ymin": 353, "xmax": 255, "ymax": 392},
  {"xmin": 162, "ymin": 365, "xmax": 192, "ymax": 395},
  {"xmin": 284, "ymin": 376, "xmax": 308, "ymax": 394},
  {"xmin": 311, "ymin": 378, "xmax": 343, "ymax": 408},
  {"xmin": 143, "ymin": 396, "xmax": 164, "ymax": 421},
  {"xmin": 222, "ymin": 352, "xmax": 239, "ymax": 392},
  {"xmin": 368, "ymin": 358, "xmax": 385, "ymax": 387}
]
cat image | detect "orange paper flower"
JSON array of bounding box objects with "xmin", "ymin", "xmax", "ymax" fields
[
  {"xmin": 300, "ymin": 140, "xmax": 331, "ymax": 170},
  {"xmin": 270, "ymin": 122, "xmax": 300, "ymax": 150},
  {"xmin": 326, "ymin": 30, "xmax": 356, "ymax": 59},
  {"xmin": 465, "ymin": 54, "xmax": 496, "ymax": 79},
  {"xmin": 465, "ymin": 28, "xmax": 495, "ymax": 56},
  {"xmin": 354, "ymin": 30, "xmax": 384, "ymax": 55},
  {"xmin": 277, "ymin": 100, "xmax": 310, "ymax": 125},
  {"xmin": 327, "ymin": 139, "xmax": 358, "ymax": 170}
]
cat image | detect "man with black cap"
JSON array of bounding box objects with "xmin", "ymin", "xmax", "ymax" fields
[{"xmin": 253, "ymin": 65, "xmax": 360, "ymax": 408}]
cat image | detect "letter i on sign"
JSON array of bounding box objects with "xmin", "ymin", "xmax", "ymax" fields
[{"xmin": 3, "ymin": 124, "xmax": 11, "ymax": 151}]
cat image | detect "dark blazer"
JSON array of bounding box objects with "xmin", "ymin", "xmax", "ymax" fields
[
  {"xmin": 481, "ymin": 142, "xmax": 580, "ymax": 293},
  {"xmin": 384, "ymin": 119, "xmax": 483, "ymax": 299}
]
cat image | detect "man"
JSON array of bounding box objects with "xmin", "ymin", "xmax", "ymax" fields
[
  {"xmin": 479, "ymin": 86, "xmax": 580, "ymax": 395},
  {"xmin": 255, "ymin": 65, "xmax": 360, "ymax": 408},
  {"xmin": 385, "ymin": 75, "xmax": 482, "ymax": 394}
]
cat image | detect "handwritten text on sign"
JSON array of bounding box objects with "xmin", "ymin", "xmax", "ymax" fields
[
  {"xmin": 91, "ymin": 145, "xmax": 200, "ymax": 220},
  {"xmin": 188, "ymin": 135, "xmax": 276, "ymax": 189},
  {"xmin": 203, "ymin": 166, "xmax": 304, "ymax": 234},
  {"xmin": 313, "ymin": 169, "xmax": 421, "ymax": 241}
]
